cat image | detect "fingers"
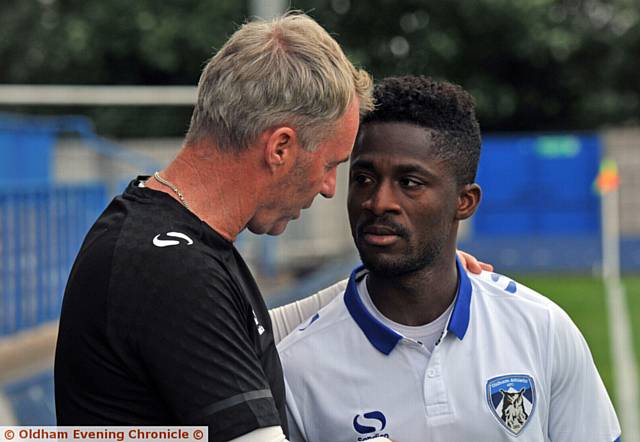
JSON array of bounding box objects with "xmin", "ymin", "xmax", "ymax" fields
[
  {"xmin": 456, "ymin": 249, "xmax": 493, "ymax": 274},
  {"xmin": 479, "ymin": 261, "xmax": 494, "ymax": 272}
]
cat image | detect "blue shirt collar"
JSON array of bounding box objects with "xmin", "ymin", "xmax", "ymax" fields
[{"xmin": 343, "ymin": 257, "xmax": 473, "ymax": 355}]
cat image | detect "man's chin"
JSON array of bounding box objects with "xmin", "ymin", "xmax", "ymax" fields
[
  {"xmin": 359, "ymin": 251, "xmax": 428, "ymax": 277},
  {"xmin": 360, "ymin": 254, "xmax": 404, "ymax": 276},
  {"xmin": 247, "ymin": 218, "xmax": 290, "ymax": 236},
  {"xmin": 266, "ymin": 219, "xmax": 291, "ymax": 236}
]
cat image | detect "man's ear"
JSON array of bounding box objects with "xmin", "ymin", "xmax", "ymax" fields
[
  {"xmin": 456, "ymin": 183, "xmax": 481, "ymax": 220},
  {"xmin": 263, "ymin": 126, "xmax": 300, "ymax": 173}
]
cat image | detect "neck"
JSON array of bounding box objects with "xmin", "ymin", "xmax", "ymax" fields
[
  {"xmin": 145, "ymin": 141, "xmax": 262, "ymax": 241},
  {"xmin": 366, "ymin": 249, "xmax": 459, "ymax": 326}
]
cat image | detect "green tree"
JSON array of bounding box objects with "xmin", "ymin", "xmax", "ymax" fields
[
  {"xmin": 0, "ymin": 0, "xmax": 245, "ymax": 136},
  {"xmin": 294, "ymin": 0, "xmax": 640, "ymax": 131},
  {"xmin": 1, "ymin": 0, "xmax": 638, "ymax": 135}
]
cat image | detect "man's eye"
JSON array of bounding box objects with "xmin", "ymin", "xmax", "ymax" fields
[
  {"xmin": 400, "ymin": 177, "xmax": 423, "ymax": 188},
  {"xmin": 352, "ymin": 174, "xmax": 372, "ymax": 185}
]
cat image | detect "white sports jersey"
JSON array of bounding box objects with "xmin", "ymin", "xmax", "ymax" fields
[{"xmin": 278, "ymin": 260, "xmax": 621, "ymax": 442}]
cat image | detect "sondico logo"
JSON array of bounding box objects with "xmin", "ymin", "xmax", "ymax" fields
[
  {"xmin": 252, "ymin": 309, "xmax": 265, "ymax": 335},
  {"xmin": 152, "ymin": 232, "xmax": 194, "ymax": 248},
  {"xmin": 353, "ymin": 411, "xmax": 389, "ymax": 441}
]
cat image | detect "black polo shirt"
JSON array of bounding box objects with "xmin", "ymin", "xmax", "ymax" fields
[{"xmin": 55, "ymin": 178, "xmax": 287, "ymax": 441}]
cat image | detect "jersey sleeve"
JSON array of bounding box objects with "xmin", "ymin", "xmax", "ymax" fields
[
  {"xmin": 547, "ymin": 306, "xmax": 621, "ymax": 441},
  {"xmin": 134, "ymin": 261, "xmax": 282, "ymax": 441}
]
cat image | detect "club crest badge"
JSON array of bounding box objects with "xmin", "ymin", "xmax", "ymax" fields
[{"xmin": 486, "ymin": 374, "xmax": 535, "ymax": 435}]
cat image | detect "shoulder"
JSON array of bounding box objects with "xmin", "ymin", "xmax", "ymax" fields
[
  {"xmin": 114, "ymin": 199, "xmax": 230, "ymax": 279},
  {"xmin": 470, "ymin": 271, "xmax": 565, "ymax": 316},
  {"xmin": 468, "ymin": 271, "xmax": 582, "ymax": 340},
  {"xmin": 277, "ymin": 281, "xmax": 352, "ymax": 356},
  {"xmin": 107, "ymin": 201, "xmax": 245, "ymax": 315}
]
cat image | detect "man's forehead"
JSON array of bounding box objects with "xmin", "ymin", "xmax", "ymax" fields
[
  {"xmin": 356, "ymin": 121, "xmax": 434, "ymax": 149},
  {"xmin": 353, "ymin": 127, "xmax": 437, "ymax": 165},
  {"xmin": 349, "ymin": 152, "xmax": 437, "ymax": 173}
]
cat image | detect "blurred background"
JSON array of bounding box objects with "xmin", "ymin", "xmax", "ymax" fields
[{"xmin": 0, "ymin": 0, "xmax": 639, "ymax": 437}]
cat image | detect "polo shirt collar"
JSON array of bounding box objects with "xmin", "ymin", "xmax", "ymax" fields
[{"xmin": 343, "ymin": 257, "xmax": 473, "ymax": 355}]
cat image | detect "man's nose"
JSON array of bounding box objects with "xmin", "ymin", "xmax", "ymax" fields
[
  {"xmin": 320, "ymin": 167, "xmax": 337, "ymax": 199},
  {"xmin": 361, "ymin": 182, "xmax": 400, "ymax": 215}
]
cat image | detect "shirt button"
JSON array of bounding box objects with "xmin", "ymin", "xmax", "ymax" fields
[{"xmin": 427, "ymin": 369, "xmax": 436, "ymax": 378}]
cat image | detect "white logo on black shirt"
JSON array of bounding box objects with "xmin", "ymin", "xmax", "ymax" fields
[
  {"xmin": 152, "ymin": 232, "xmax": 194, "ymax": 247},
  {"xmin": 252, "ymin": 310, "xmax": 265, "ymax": 335}
]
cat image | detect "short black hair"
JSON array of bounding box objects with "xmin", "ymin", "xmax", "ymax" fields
[{"xmin": 361, "ymin": 75, "xmax": 481, "ymax": 184}]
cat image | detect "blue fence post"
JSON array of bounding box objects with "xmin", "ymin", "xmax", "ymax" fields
[
  {"xmin": 23, "ymin": 190, "xmax": 33, "ymax": 329},
  {"xmin": 1, "ymin": 193, "xmax": 9, "ymax": 334},
  {"xmin": 13, "ymin": 192, "xmax": 22, "ymax": 333},
  {"xmin": 55, "ymin": 188, "xmax": 65, "ymax": 317},
  {"xmin": 35, "ymin": 189, "xmax": 46, "ymax": 325},
  {"xmin": 46, "ymin": 189, "xmax": 55, "ymax": 322}
]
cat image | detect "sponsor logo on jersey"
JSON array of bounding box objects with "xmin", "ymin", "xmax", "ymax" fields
[
  {"xmin": 152, "ymin": 232, "xmax": 194, "ymax": 248},
  {"xmin": 353, "ymin": 411, "xmax": 389, "ymax": 441},
  {"xmin": 486, "ymin": 374, "xmax": 535, "ymax": 435}
]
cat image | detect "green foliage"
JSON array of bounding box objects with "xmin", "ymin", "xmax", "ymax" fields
[
  {"xmin": 0, "ymin": 0, "xmax": 245, "ymax": 136},
  {"xmin": 0, "ymin": 0, "xmax": 244, "ymax": 84},
  {"xmin": 294, "ymin": 0, "xmax": 640, "ymax": 132},
  {"xmin": 1, "ymin": 0, "xmax": 638, "ymax": 136}
]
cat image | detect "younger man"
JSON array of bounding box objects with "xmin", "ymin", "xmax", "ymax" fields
[{"xmin": 278, "ymin": 76, "xmax": 620, "ymax": 442}]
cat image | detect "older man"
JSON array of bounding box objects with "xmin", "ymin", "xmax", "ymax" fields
[{"xmin": 54, "ymin": 12, "xmax": 371, "ymax": 441}]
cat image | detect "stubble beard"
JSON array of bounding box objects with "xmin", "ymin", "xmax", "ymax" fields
[{"xmin": 356, "ymin": 233, "xmax": 447, "ymax": 278}]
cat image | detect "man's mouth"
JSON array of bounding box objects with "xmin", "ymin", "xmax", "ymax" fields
[{"xmin": 361, "ymin": 225, "xmax": 402, "ymax": 246}]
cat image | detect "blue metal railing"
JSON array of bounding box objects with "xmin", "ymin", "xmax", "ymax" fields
[
  {"xmin": 0, "ymin": 112, "xmax": 163, "ymax": 337},
  {"xmin": 0, "ymin": 184, "xmax": 106, "ymax": 336}
]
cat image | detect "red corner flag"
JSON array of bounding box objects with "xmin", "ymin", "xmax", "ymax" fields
[{"xmin": 594, "ymin": 159, "xmax": 620, "ymax": 194}]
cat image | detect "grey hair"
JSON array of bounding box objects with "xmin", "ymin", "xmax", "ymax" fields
[{"xmin": 185, "ymin": 11, "xmax": 373, "ymax": 152}]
